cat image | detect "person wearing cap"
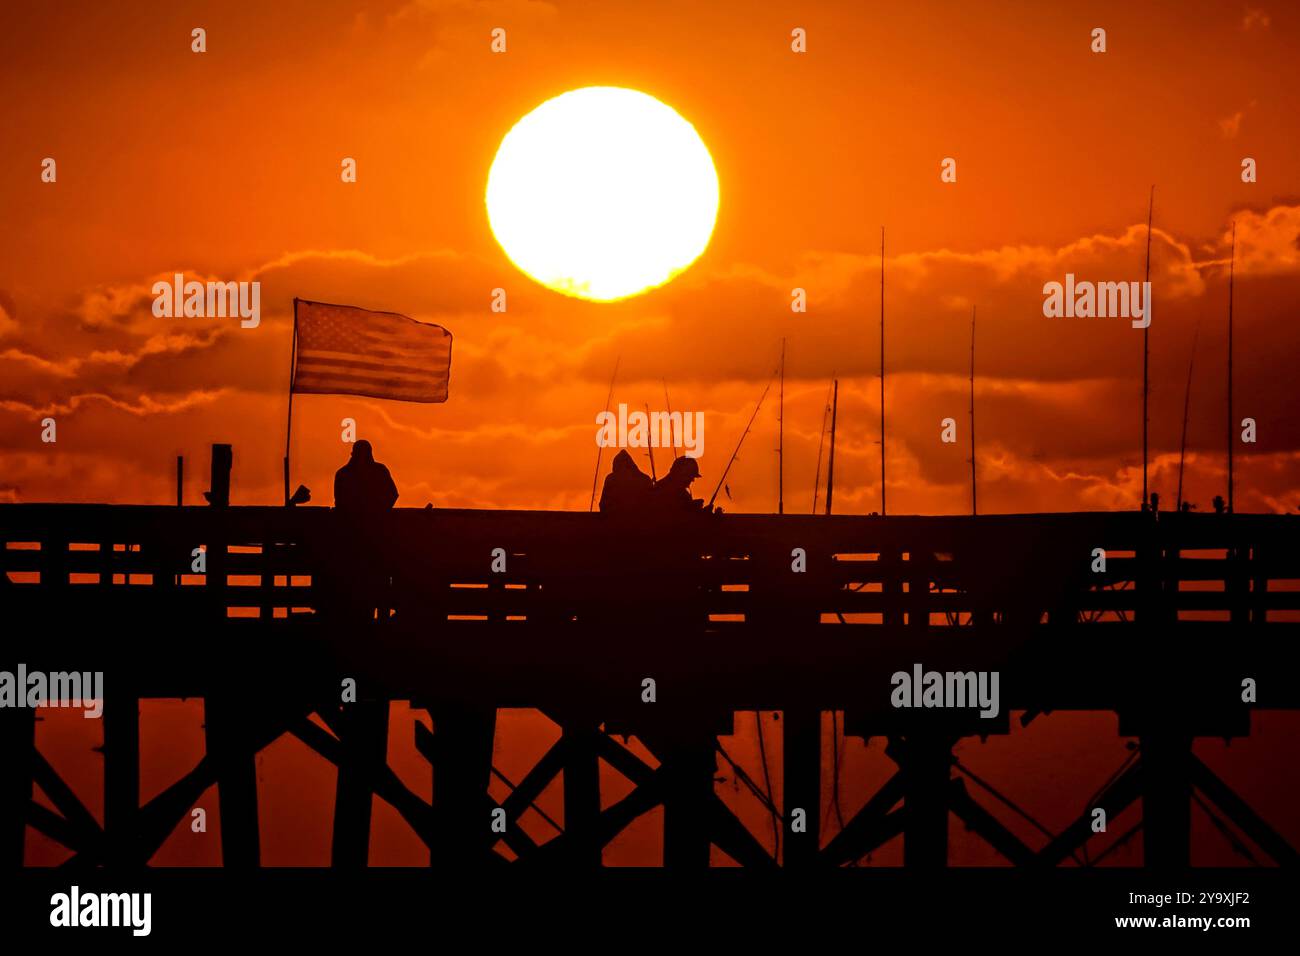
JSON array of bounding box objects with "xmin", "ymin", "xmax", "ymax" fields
[{"xmin": 650, "ymin": 456, "xmax": 710, "ymax": 513}]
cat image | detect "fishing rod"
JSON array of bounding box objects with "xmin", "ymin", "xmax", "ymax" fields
[
  {"xmin": 663, "ymin": 381, "xmax": 680, "ymax": 461},
  {"xmin": 777, "ymin": 338, "xmax": 786, "ymax": 515},
  {"xmin": 707, "ymin": 370, "xmax": 777, "ymax": 509},
  {"xmin": 644, "ymin": 400, "xmax": 658, "ymax": 481},
  {"xmin": 812, "ymin": 378, "xmax": 833, "ymax": 514},
  {"xmin": 1226, "ymin": 220, "xmax": 1236, "ymax": 513},
  {"xmin": 825, "ymin": 379, "xmax": 839, "ymax": 515},
  {"xmin": 588, "ymin": 356, "xmax": 620, "ymax": 511},
  {"xmin": 1176, "ymin": 323, "xmax": 1201, "ymax": 512},
  {"xmin": 1141, "ymin": 186, "xmax": 1155, "ymax": 510},
  {"xmin": 970, "ymin": 305, "xmax": 977, "ymax": 516}
]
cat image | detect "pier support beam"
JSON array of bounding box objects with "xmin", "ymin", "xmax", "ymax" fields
[
  {"xmin": 429, "ymin": 704, "xmax": 497, "ymax": 868},
  {"xmin": 894, "ymin": 735, "xmax": 952, "ymax": 869},
  {"xmin": 1140, "ymin": 733, "xmax": 1192, "ymax": 867},
  {"xmin": 560, "ymin": 718, "xmax": 603, "ymax": 867},
  {"xmin": 0, "ymin": 707, "xmax": 35, "ymax": 867},
  {"xmin": 205, "ymin": 696, "xmax": 261, "ymax": 867},
  {"xmin": 103, "ymin": 687, "xmax": 141, "ymax": 866},
  {"xmin": 331, "ymin": 699, "xmax": 390, "ymax": 868},
  {"xmin": 783, "ymin": 709, "xmax": 821, "ymax": 868},
  {"xmin": 660, "ymin": 729, "xmax": 716, "ymax": 869}
]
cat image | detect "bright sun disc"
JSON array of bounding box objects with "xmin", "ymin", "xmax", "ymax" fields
[{"xmin": 486, "ymin": 86, "xmax": 719, "ymax": 302}]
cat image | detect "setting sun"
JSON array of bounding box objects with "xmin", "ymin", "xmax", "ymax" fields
[{"xmin": 485, "ymin": 86, "xmax": 720, "ymax": 302}]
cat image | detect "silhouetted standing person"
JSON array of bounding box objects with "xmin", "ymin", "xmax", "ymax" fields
[
  {"xmin": 331, "ymin": 440, "xmax": 399, "ymax": 627},
  {"xmin": 334, "ymin": 440, "xmax": 398, "ymax": 517}
]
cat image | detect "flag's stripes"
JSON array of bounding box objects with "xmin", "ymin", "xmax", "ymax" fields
[
  {"xmin": 294, "ymin": 351, "xmax": 433, "ymax": 378},
  {"xmin": 295, "ymin": 363, "xmax": 434, "ymax": 385},
  {"xmin": 292, "ymin": 376, "xmax": 438, "ymax": 401},
  {"xmin": 291, "ymin": 300, "xmax": 451, "ymax": 403},
  {"xmin": 304, "ymin": 347, "xmax": 436, "ymax": 364},
  {"xmin": 293, "ymin": 368, "xmax": 438, "ymax": 389}
]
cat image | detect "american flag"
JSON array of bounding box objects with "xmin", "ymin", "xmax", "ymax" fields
[{"xmin": 291, "ymin": 299, "xmax": 452, "ymax": 403}]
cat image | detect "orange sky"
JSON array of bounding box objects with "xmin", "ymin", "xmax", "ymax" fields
[
  {"xmin": 7, "ymin": 0, "xmax": 1300, "ymax": 870},
  {"xmin": 2, "ymin": 0, "xmax": 1298, "ymax": 515}
]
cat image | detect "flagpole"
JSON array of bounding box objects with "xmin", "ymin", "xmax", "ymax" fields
[
  {"xmin": 284, "ymin": 298, "xmax": 299, "ymax": 506},
  {"xmin": 879, "ymin": 226, "xmax": 887, "ymax": 516}
]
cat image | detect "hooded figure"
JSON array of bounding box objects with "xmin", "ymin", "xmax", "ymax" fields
[
  {"xmin": 333, "ymin": 440, "xmax": 399, "ymax": 517},
  {"xmin": 599, "ymin": 449, "xmax": 653, "ymax": 514}
]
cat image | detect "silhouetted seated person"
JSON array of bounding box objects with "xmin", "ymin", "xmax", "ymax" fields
[
  {"xmin": 650, "ymin": 456, "xmax": 719, "ymax": 515},
  {"xmin": 647, "ymin": 456, "xmax": 723, "ymax": 630},
  {"xmin": 334, "ymin": 440, "xmax": 398, "ymax": 518},
  {"xmin": 331, "ymin": 440, "xmax": 399, "ymax": 625},
  {"xmin": 599, "ymin": 450, "xmax": 653, "ymax": 514}
]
